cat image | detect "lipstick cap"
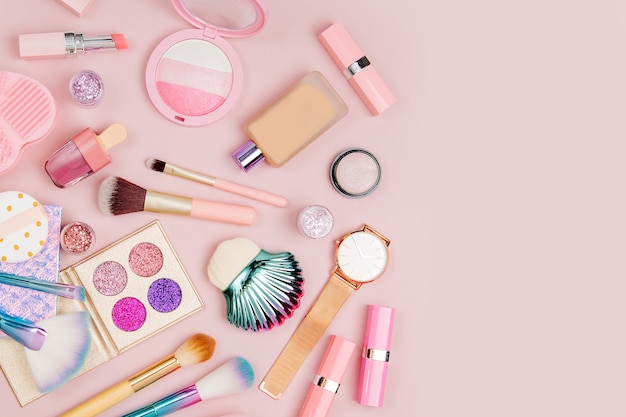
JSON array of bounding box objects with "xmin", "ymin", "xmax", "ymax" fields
[
  {"xmin": 298, "ymin": 335, "xmax": 355, "ymax": 417},
  {"xmin": 319, "ymin": 22, "xmax": 396, "ymax": 115},
  {"xmin": 19, "ymin": 32, "xmax": 67, "ymax": 59},
  {"xmin": 358, "ymin": 305, "xmax": 395, "ymax": 407}
]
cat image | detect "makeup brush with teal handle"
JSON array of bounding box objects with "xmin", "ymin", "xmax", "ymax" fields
[
  {"xmin": 121, "ymin": 357, "xmax": 254, "ymax": 417},
  {"xmin": 0, "ymin": 272, "xmax": 85, "ymax": 301}
]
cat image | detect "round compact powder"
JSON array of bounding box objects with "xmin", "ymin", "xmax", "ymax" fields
[
  {"xmin": 297, "ymin": 205, "xmax": 334, "ymax": 239},
  {"xmin": 128, "ymin": 242, "xmax": 163, "ymax": 277},
  {"xmin": 155, "ymin": 39, "xmax": 233, "ymax": 116},
  {"xmin": 60, "ymin": 222, "xmax": 95, "ymax": 254},
  {"xmin": 330, "ymin": 148, "xmax": 381, "ymax": 198},
  {"xmin": 93, "ymin": 260, "xmax": 128, "ymax": 296},
  {"xmin": 70, "ymin": 70, "xmax": 104, "ymax": 108},
  {"xmin": 147, "ymin": 278, "xmax": 182, "ymax": 313},
  {"xmin": 112, "ymin": 297, "xmax": 146, "ymax": 332}
]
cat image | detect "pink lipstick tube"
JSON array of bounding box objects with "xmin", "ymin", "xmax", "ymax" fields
[
  {"xmin": 298, "ymin": 335, "xmax": 355, "ymax": 417},
  {"xmin": 357, "ymin": 305, "xmax": 395, "ymax": 407},
  {"xmin": 319, "ymin": 22, "xmax": 396, "ymax": 115},
  {"xmin": 19, "ymin": 32, "xmax": 127, "ymax": 59}
]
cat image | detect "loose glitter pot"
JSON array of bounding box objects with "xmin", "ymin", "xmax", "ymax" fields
[
  {"xmin": 297, "ymin": 205, "xmax": 334, "ymax": 239},
  {"xmin": 330, "ymin": 148, "xmax": 382, "ymax": 198},
  {"xmin": 60, "ymin": 221, "xmax": 95, "ymax": 254},
  {"xmin": 69, "ymin": 70, "xmax": 104, "ymax": 108},
  {"xmin": 145, "ymin": 0, "xmax": 267, "ymax": 126}
]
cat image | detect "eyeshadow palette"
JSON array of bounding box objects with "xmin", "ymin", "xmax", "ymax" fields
[
  {"xmin": 61, "ymin": 220, "xmax": 203, "ymax": 352},
  {"xmin": 0, "ymin": 220, "xmax": 204, "ymax": 406}
]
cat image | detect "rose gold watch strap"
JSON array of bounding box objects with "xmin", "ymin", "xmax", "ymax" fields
[{"xmin": 259, "ymin": 273, "xmax": 356, "ymax": 399}]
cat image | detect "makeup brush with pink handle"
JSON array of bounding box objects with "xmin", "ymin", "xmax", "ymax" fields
[{"xmin": 98, "ymin": 176, "xmax": 257, "ymax": 225}]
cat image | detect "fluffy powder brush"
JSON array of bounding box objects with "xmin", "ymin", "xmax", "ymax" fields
[{"xmin": 207, "ymin": 238, "xmax": 304, "ymax": 331}]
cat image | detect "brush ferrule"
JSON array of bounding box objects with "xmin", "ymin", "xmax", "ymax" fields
[
  {"xmin": 165, "ymin": 164, "xmax": 216, "ymax": 186},
  {"xmin": 144, "ymin": 190, "xmax": 193, "ymax": 216},
  {"xmin": 128, "ymin": 355, "xmax": 180, "ymax": 392}
]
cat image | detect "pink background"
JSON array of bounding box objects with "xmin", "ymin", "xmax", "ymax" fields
[{"xmin": 1, "ymin": 0, "xmax": 626, "ymax": 416}]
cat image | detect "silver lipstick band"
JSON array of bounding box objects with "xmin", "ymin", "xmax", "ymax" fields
[
  {"xmin": 343, "ymin": 56, "xmax": 371, "ymax": 78},
  {"xmin": 64, "ymin": 32, "xmax": 117, "ymax": 55},
  {"xmin": 64, "ymin": 32, "xmax": 84, "ymax": 54},
  {"xmin": 313, "ymin": 374, "xmax": 340, "ymax": 394},
  {"xmin": 364, "ymin": 347, "xmax": 390, "ymax": 362}
]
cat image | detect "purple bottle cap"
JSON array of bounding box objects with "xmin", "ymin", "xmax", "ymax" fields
[{"xmin": 232, "ymin": 140, "xmax": 265, "ymax": 172}]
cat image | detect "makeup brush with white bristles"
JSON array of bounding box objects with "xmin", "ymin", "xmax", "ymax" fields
[
  {"xmin": 23, "ymin": 311, "xmax": 92, "ymax": 393},
  {"xmin": 98, "ymin": 176, "xmax": 256, "ymax": 225},
  {"xmin": 121, "ymin": 356, "xmax": 255, "ymax": 417},
  {"xmin": 59, "ymin": 333, "xmax": 216, "ymax": 417}
]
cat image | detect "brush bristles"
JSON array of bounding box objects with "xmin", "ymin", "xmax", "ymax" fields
[
  {"xmin": 98, "ymin": 176, "xmax": 148, "ymax": 216},
  {"xmin": 25, "ymin": 311, "xmax": 91, "ymax": 392},
  {"xmin": 175, "ymin": 333, "xmax": 216, "ymax": 367},
  {"xmin": 147, "ymin": 158, "xmax": 166, "ymax": 173},
  {"xmin": 196, "ymin": 357, "xmax": 255, "ymax": 400}
]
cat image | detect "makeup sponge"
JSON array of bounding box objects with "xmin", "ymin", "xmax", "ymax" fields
[{"xmin": 207, "ymin": 237, "xmax": 304, "ymax": 331}]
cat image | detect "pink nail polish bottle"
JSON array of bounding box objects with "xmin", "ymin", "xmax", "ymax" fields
[
  {"xmin": 44, "ymin": 123, "xmax": 127, "ymax": 188},
  {"xmin": 298, "ymin": 335, "xmax": 355, "ymax": 417},
  {"xmin": 357, "ymin": 305, "xmax": 395, "ymax": 407}
]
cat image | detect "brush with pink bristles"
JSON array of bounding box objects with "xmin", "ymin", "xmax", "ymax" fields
[{"xmin": 98, "ymin": 176, "xmax": 257, "ymax": 225}]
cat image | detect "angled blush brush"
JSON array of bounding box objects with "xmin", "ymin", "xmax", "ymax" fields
[
  {"xmin": 59, "ymin": 333, "xmax": 216, "ymax": 417},
  {"xmin": 121, "ymin": 356, "xmax": 254, "ymax": 417},
  {"xmin": 98, "ymin": 176, "xmax": 256, "ymax": 225},
  {"xmin": 147, "ymin": 158, "xmax": 288, "ymax": 207}
]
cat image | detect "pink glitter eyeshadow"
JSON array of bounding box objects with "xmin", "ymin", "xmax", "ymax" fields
[
  {"xmin": 60, "ymin": 222, "xmax": 95, "ymax": 254},
  {"xmin": 128, "ymin": 242, "xmax": 163, "ymax": 277},
  {"xmin": 93, "ymin": 260, "xmax": 127, "ymax": 296},
  {"xmin": 70, "ymin": 69, "xmax": 104, "ymax": 107},
  {"xmin": 112, "ymin": 297, "xmax": 146, "ymax": 332}
]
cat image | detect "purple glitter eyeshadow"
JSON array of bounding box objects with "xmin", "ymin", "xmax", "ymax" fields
[
  {"xmin": 93, "ymin": 260, "xmax": 128, "ymax": 296},
  {"xmin": 70, "ymin": 70, "xmax": 104, "ymax": 108},
  {"xmin": 147, "ymin": 278, "xmax": 182, "ymax": 313},
  {"xmin": 112, "ymin": 297, "xmax": 146, "ymax": 332},
  {"xmin": 128, "ymin": 242, "xmax": 163, "ymax": 277}
]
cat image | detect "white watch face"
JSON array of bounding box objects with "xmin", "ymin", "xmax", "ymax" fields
[{"xmin": 336, "ymin": 230, "xmax": 389, "ymax": 283}]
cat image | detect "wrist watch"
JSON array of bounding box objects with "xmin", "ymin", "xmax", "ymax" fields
[{"xmin": 259, "ymin": 224, "xmax": 390, "ymax": 399}]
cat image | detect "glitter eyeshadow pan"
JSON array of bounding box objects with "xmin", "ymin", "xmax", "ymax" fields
[
  {"xmin": 112, "ymin": 297, "xmax": 146, "ymax": 332},
  {"xmin": 93, "ymin": 260, "xmax": 127, "ymax": 296},
  {"xmin": 148, "ymin": 278, "xmax": 182, "ymax": 313},
  {"xmin": 129, "ymin": 242, "xmax": 163, "ymax": 277}
]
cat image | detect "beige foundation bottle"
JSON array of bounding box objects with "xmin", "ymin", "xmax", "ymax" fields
[{"xmin": 232, "ymin": 71, "xmax": 348, "ymax": 171}]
